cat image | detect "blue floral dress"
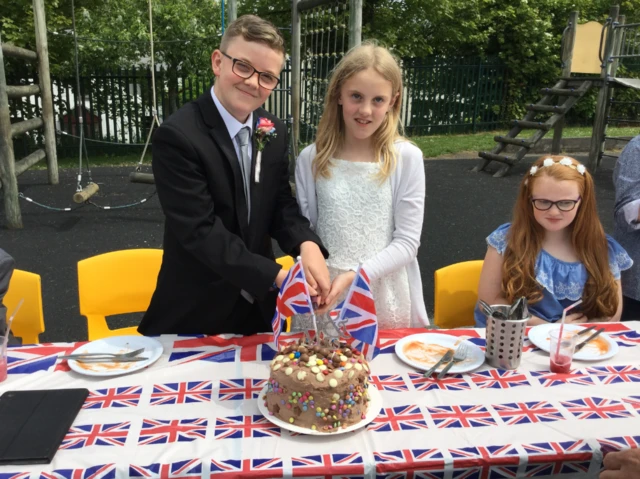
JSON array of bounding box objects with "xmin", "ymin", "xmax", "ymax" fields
[{"xmin": 474, "ymin": 223, "xmax": 633, "ymax": 327}]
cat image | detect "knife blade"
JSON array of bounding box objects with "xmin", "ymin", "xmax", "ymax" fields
[
  {"xmin": 575, "ymin": 328, "xmax": 605, "ymax": 352},
  {"xmin": 71, "ymin": 356, "xmax": 149, "ymax": 364},
  {"xmin": 576, "ymin": 325, "xmax": 597, "ymax": 337},
  {"xmin": 423, "ymin": 350, "xmax": 454, "ymax": 377}
]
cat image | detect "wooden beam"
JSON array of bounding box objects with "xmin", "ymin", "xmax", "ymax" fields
[
  {"xmin": 1, "ymin": 43, "xmax": 37, "ymax": 62},
  {"xmin": 0, "ymin": 33, "xmax": 23, "ymax": 228},
  {"xmin": 6, "ymin": 84, "xmax": 40, "ymax": 98},
  {"xmin": 33, "ymin": 0, "xmax": 58, "ymax": 185},
  {"xmin": 15, "ymin": 148, "xmax": 46, "ymax": 176},
  {"xmin": 10, "ymin": 117, "xmax": 43, "ymax": 137}
]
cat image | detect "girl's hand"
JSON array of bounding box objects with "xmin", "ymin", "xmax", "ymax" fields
[
  {"xmin": 315, "ymin": 270, "xmax": 356, "ymax": 315},
  {"xmin": 564, "ymin": 312, "xmax": 587, "ymax": 324}
]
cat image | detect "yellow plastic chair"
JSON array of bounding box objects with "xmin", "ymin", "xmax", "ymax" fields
[
  {"xmin": 275, "ymin": 256, "xmax": 295, "ymax": 332},
  {"xmin": 78, "ymin": 249, "xmax": 163, "ymax": 340},
  {"xmin": 433, "ymin": 260, "xmax": 484, "ymax": 329},
  {"xmin": 4, "ymin": 269, "xmax": 45, "ymax": 344}
]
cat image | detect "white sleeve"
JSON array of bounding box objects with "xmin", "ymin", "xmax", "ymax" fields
[
  {"xmin": 621, "ymin": 199, "xmax": 640, "ymax": 229},
  {"xmin": 294, "ymin": 145, "xmax": 317, "ymax": 229},
  {"xmin": 363, "ymin": 143, "xmax": 425, "ymax": 280}
]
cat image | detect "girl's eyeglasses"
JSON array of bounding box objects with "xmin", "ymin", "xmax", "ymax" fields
[
  {"xmin": 220, "ymin": 52, "xmax": 280, "ymax": 90},
  {"xmin": 531, "ymin": 197, "xmax": 581, "ymax": 211}
]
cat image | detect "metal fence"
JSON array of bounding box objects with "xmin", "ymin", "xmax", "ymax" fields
[{"xmin": 9, "ymin": 55, "xmax": 508, "ymax": 158}]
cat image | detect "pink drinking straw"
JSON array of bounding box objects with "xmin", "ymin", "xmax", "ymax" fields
[{"xmin": 554, "ymin": 299, "xmax": 583, "ymax": 358}]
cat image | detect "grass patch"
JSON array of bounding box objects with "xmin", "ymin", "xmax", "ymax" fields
[{"xmin": 36, "ymin": 126, "xmax": 638, "ymax": 168}]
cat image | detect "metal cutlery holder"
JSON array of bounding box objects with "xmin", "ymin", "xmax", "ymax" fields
[{"xmin": 485, "ymin": 305, "xmax": 529, "ymax": 370}]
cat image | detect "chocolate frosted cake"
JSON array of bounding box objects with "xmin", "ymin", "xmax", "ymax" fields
[{"xmin": 264, "ymin": 340, "xmax": 371, "ymax": 432}]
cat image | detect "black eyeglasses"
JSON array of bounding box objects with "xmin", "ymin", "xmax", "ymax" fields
[
  {"xmin": 531, "ymin": 197, "xmax": 581, "ymax": 211},
  {"xmin": 220, "ymin": 52, "xmax": 280, "ymax": 90}
]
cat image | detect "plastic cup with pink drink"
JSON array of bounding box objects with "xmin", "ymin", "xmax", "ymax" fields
[{"xmin": 549, "ymin": 328, "xmax": 577, "ymax": 373}]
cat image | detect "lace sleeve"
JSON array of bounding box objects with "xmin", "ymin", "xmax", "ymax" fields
[{"xmin": 486, "ymin": 223, "xmax": 511, "ymax": 255}]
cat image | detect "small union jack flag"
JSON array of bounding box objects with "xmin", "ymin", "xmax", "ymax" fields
[
  {"xmin": 215, "ymin": 415, "xmax": 281, "ymax": 439},
  {"xmin": 369, "ymin": 375, "xmax": 409, "ymax": 392},
  {"xmin": 2, "ymin": 473, "xmax": 30, "ymax": 479},
  {"xmin": 374, "ymin": 449, "xmax": 446, "ymax": 479},
  {"xmin": 337, "ymin": 265, "xmax": 379, "ymax": 360},
  {"xmin": 492, "ymin": 401, "xmax": 564, "ymax": 425},
  {"xmin": 468, "ymin": 369, "xmax": 531, "ymax": 389},
  {"xmin": 39, "ymin": 464, "xmax": 116, "ymax": 479},
  {"xmin": 273, "ymin": 258, "xmax": 314, "ymax": 346},
  {"xmin": 129, "ymin": 459, "xmax": 202, "ymax": 478},
  {"xmin": 168, "ymin": 348, "xmax": 236, "ymax": 364},
  {"xmin": 622, "ymin": 395, "xmax": 640, "ymax": 413},
  {"xmin": 449, "ymin": 444, "xmax": 521, "ymax": 479},
  {"xmin": 560, "ymin": 397, "xmax": 633, "ymax": 420},
  {"xmin": 149, "ymin": 381, "xmax": 212, "ymax": 406},
  {"xmin": 521, "ymin": 440, "xmax": 593, "ymax": 476},
  {"xmin": 7, "ymin": 342, "xmax": 84, "ymax": 374},
  {"xmin": 291, "ymin": 453, "xmax": 364, "ymax": 477},
  {"xmin": 218, "ymin": 378, "xmax": 266, "ymax": 400},
  {"xmin": 408, "ymin": 372, "xmax": 471, "ymax": 391},
  {"xmin": 368, "ymin": 405, "xmax": 428, "ymax": 432},
  {"xmin": 83, "ymin": 386, "xmax": 142, "ymax": 409},
  {"xmin": 138, "ymin": 418, "xmax": 207, "ymax": 445},
  {"xmin": 530, "ymin": 368, "xmax": 595, "ymax": 387},
  {"xmin": 597, "ymin": 436, "xmax": 640, "ymax": 455},
  {"xmin": 426, "ymin": 404, "xmax": 497, "ymax": 429},
  {"xmin": 609, "ymin": 330, "xmax": 640, "ymax": 347},
  {"xmin": 60, "ymin": 422, "xmax": 130, "ymax": 449},
  {"xmin": 210, "ymin": 458, "xmax": 283, "ymax": 478},
  {"xmin": 585, "ymin": 365, "xmax": 640, "ymax": 384}
]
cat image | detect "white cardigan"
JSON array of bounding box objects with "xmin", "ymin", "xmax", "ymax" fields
[{"xmin": 295, "ymin": 141, "xmax": 429, "ymax": 327}]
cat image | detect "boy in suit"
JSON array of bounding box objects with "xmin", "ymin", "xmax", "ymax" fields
[{"xmin": 139, "ymin": 15, "xmax": 329, "ymax": 336}]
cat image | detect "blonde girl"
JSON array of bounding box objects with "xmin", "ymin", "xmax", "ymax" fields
[{"xmin": 295, "ymin": 42, "xmax": 428, "ymax": 329}]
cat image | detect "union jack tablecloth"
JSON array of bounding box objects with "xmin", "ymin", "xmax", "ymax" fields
[{"xmin": 2, "ymin": 321, "xmax": 640, "ymax": 479}]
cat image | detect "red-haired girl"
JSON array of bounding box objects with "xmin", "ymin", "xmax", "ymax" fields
[{"xmin": 475, "ymin": 155, "xmax": 632, "ymax": 326}]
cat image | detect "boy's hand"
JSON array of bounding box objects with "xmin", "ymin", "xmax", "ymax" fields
[
  {"xmin": 299, "ymin": 241, "xmax": 330, "ymax": 302},
  {"xmin": 315, "ymin": 270, "xmax": 356, "ymax": 315}
]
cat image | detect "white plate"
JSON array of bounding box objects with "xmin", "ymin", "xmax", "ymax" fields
[
  {"xmin": 528, "ymin": 323, "xmax": 618, "ymax": 361},
  {"xmin": 67, "ymin": 335, "xmax": 163, "ymax": 377},
  {"xmin": 394, "ymin": 333, "xmax": 485, "ymax": 374},
  {"xmin": 257, "ymin": 384, "xmax": 382, "ymax": 436}
]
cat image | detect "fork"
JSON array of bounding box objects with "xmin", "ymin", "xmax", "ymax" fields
[
  {"xmin": 437, "ymin": 343, "xmax": 468, "ymax": 379},
  {"xmin": 58, "ymin": 347, "xmax": 145, "ymax": 361}
]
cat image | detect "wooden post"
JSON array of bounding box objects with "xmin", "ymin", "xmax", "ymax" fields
[
  {"xmin": 588, "ymin": 5, "xmax": 619, "ymax": 171},
  {"xmin": 0, "ymin": 32, "xmax": 23, "ymax": 229},
  {"xmin": 33, "ymin": 0, "xmax": 58, "ymax": 186},
  {"xmin": 348, "ymin": 0, "xmax": 362, "ymax": 49},
  {"xmin": 552, "ymin": 11, "xmax": 579, "ymax": 155},
  {"xmin": 291, "ymin": 0, "xmax": 301, "ymax": 153}
]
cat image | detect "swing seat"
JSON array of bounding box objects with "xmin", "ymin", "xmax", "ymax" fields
[
  {"xmin": 5, "ymin": 269, "xmax": 45, "ymax": 344},
  {"xmin": 77, "ymin": 249, "xmax": 162, "ymax": 340}
]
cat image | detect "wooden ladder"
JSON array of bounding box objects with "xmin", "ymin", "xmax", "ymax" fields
[
  {"xmin": 0, "ymin": 0, "xmax": 58, "ymax": 228},
  {"xmin": 472, "ymin": 78, "xmax": 593, "ymax": 177}
]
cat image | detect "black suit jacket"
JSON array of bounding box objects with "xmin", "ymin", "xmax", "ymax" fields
[{"xmin": 138, "ymin": 93, "xmax": 326, "ymax": 335}]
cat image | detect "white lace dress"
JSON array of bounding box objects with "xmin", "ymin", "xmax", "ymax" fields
[{"xmin": 315, "ymin": 159, "xmax": 412, "ymax": 329}]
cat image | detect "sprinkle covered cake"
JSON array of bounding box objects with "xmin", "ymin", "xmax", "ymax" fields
[{"xmin": 264, "ymin": 339, "xmax": 371, "ymax": 432}]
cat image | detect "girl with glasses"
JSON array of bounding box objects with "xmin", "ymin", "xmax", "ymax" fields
[{"xmin": 475, "ymin": 155, "xmax": 633, "ymax": 326}]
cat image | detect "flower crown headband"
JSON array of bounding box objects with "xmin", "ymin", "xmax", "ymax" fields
[{"xmin": 530, "ymin": 157, "xmax": 586, "ymax": 176}]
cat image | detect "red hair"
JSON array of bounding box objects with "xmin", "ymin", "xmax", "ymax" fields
[{"xmin": 502, "ymin": 155, "xmax": 618, "ymax": 318}]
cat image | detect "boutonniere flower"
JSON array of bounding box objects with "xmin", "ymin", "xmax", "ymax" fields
[{"xmin": 254, "ymin": 117, "xmax": 277, "ymax": 183}]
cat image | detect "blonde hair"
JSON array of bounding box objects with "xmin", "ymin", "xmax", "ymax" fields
[
  {"xmin": 503, "ymin": 155, "xmax": 619, "ymax": 319},
  {"xmin": 313, "ymin": 41, "xmax": 404, "ymax": 181},
  {"xmin": 220, "ymin": 15, "xmax": 285, "ymax": 56}
]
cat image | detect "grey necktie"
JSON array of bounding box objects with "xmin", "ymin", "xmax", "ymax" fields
[{"xmin": 236, "ymin": 127, "xmax": 251, "ymax": 221}]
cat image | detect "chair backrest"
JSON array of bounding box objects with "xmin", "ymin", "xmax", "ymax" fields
[
  {"xmin": 4, "ymin": 269, "xmax": 45, "ymax": 344},
  {"xmin": 275, "ymin": 255, "xmax": 295, "ymax": 270},
  {"xmin": 433, "ymin": 260, "xmax": 484, "ymax": 329},
  {"xmin": 78, "ymin": 249, "xmax": 162, "ymax": 339}
]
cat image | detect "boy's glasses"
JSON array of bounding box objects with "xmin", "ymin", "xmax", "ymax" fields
[
  {"xmin": 531, "ymin": 197, "xmax": 581, "ymax": 211},
  {"xmin": 221, "ymin": 52, "xmax": 280, "ymax": 90}
]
